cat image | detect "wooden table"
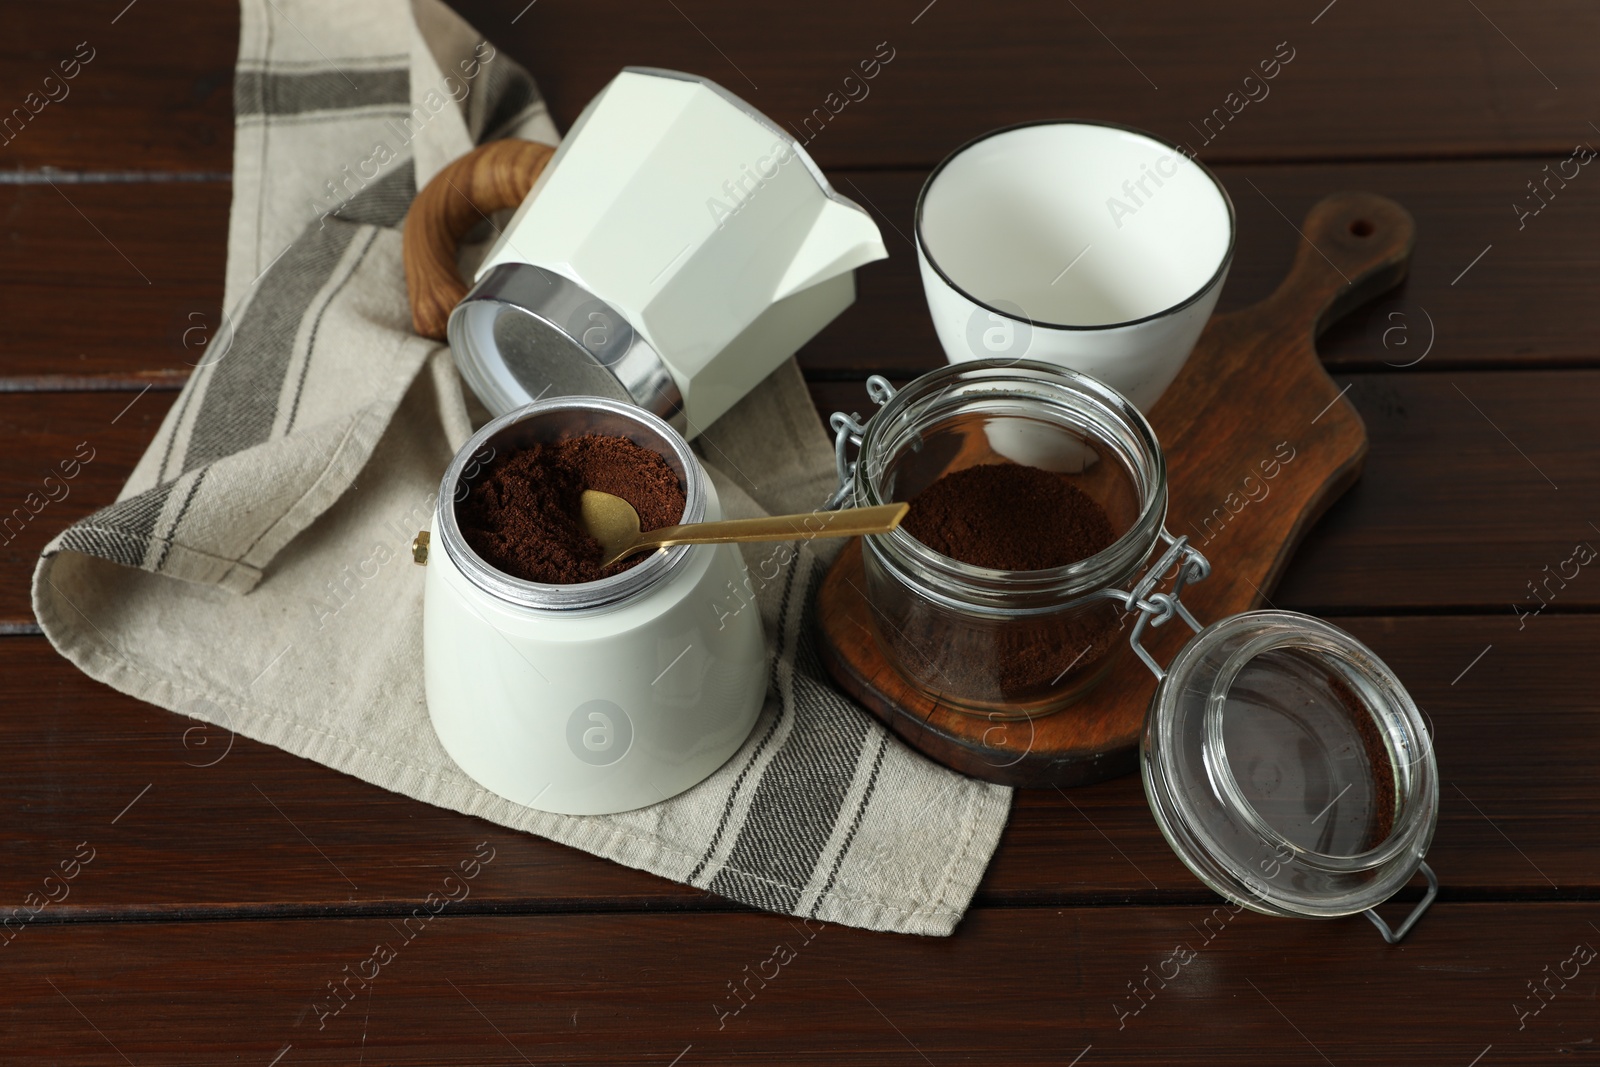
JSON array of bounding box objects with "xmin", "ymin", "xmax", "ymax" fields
[{"xmin": 3, "ymin": 2, "xmax": 1596, "ymax": 1062}]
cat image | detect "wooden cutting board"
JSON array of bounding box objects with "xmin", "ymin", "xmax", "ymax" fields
[{"xmin": 815, "ymin": 191, "xmax": 1414, "ymax": 788}]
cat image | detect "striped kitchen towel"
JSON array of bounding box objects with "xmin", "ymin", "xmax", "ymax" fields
[{"xmin": 31, "ymin": 0, "xmax": 1010, "ymax": 935}]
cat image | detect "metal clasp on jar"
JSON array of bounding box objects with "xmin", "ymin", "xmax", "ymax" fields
[
  {"xmin": 1093, "ymin": 530, "xmax": 1212, "ymax": 680},
  {"xmin": 827, "ymin": 374, "xmax": 898, "ymax": 509}
]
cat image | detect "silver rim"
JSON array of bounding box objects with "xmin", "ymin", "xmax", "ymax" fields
[
  {"xmin": 436, "ymin": 396, "xmax": 705, "ymax": 612},
  {"xmin": 448, "ymin": 263, "xmax": 684, "ymax": 427}
]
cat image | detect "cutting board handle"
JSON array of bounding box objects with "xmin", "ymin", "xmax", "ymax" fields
[
  {"xmin": 1254, "ymin": 190, "xmax": 1416, "ymax": 340},
  {"xmin": 402, "ymin": 139, "xmax": 556, "ymax": 341}
]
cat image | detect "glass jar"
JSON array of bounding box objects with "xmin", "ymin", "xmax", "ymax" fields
[
  {"xmin": 1143, "ymin": 611, "xmax": 1438, "ymax": 936},
  {"xmin": 832, "ymin": 358, "xmax": 1439, "ymax": 940},
  {"xmin": 834, "ymin": 360, "xmax": 1168, "ymax": 718}
]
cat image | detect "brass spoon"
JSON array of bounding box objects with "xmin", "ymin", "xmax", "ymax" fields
[{"xmin": 580, "ymin": 490, "xmax": 909, "ymax": 569}]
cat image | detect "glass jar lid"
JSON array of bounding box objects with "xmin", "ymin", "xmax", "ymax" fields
[{"xmin": 1141, "ymin": 609, "xmax": 1438, "ymax": 936}]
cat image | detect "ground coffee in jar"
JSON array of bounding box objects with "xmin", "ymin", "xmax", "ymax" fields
[
  {"xmin": 902, "ymin": 462, "xmax": 1115, "ymax": 570},
  {"xmin": 457, "ymin": 433, "xmax": 686, "ymax": 584},
  {"xmin": 898, "ymin": 461, "xmax": 1123, "ymax": 702}
]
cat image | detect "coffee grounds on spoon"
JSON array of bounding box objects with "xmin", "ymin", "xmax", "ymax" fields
[{"xmin": 457, "ymin": 434, "xmax": 686, "ymax": 585}]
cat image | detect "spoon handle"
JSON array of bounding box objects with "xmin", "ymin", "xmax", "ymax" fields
[{"xmin": 615, "ymin": 502, "xmax": 909, "ymax": 563}]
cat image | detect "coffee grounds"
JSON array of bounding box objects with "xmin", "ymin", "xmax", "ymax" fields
[
  {"xmin": 886, "ymin": 462, "xmax": 1124, "ymax": 704},
  {"xmin": 456, "ymin": 433, "xmax": 686, "ymax": 585},
  {"xmin": 902, "ymin": 462, "xmax": 1115, "ymax": 570},
  {"xmin": 1336, "ymin": 668, "xmax": 1398, "ymax": 847}
]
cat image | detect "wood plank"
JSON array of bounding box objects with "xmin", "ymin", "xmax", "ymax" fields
[
  {"xmin": 0, "ymin": 637, "xmax": 709, "ymax": 919},
  {"xmin": 2, "ymin": 612, "xmax": 1597, "ymax": 922},
  {"xmin": 464, "ymin": 0, "xmax": 1596, "ymax": 167},
  {"xmin": 4, "ymin": 1, "xmax": 1596, "ymax": 174},
  {"xmin": 3, "ymin": 159, "xmax": 1593, "ymax": 388},
  {"xmin": 1273, "ymin": 370, "xmax": 1598, "ymax": 613},
  {"xmin": 2, "ymin": 903, "xmax": 1592, "ymax": 1064},
  {"xmin": 808, "ymin": 369, "xmax": 1600, "ymax": 613},
  {"xmin": 0, "ymin": 2, "xmax": 236, "ymax": 173},
  {"xmin": 0, "ymin": 181, "xmax": 227, "ymax": 387}
]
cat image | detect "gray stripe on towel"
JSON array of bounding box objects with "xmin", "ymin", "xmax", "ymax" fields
[
  {"xmin": 708, "ymin": 562, "xmax": 874, "ymax": 913},
  {"xmin": 183, "ymin": 224, "xmax": 358, "ymax": 472},
  {"xmin": 53, "ymin": 480, "xmax": 178, "ymax": 569},
  {"xmin": 687, "ymin": 557, "xmax": 801, "ymax": 885},
  {"xmin": 234, "ymin": 67, "xmax": 409, "ymax": 117}
]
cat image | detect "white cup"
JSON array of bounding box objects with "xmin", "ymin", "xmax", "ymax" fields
[{"xmin": 916, "ymin": 121, "xmax": 1235, "ymax": 412}]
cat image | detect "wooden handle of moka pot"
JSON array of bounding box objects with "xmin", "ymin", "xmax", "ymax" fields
[{"xmin": 402, "ymin": 139, "xmax": 557, "ymax": 340}]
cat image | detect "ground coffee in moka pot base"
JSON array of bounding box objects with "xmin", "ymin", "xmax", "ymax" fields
[
  {"xmin": 897, "ymin": 461, "xmax": 1122, "ymax": 703},
  {"xmin": 457, "ymin": 434, "xmax": 686, "ymax": 584}
]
